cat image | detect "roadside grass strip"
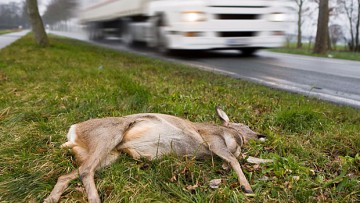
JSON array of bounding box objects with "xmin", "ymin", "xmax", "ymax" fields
[
  {"xmin": 272, "ymin": 43, "xmax": 360, "ymax": 62},
  {"xmin": 0, "ymin": 29, "xmax": 21, "ymax": 35},
  {"xmin": 0, "ymin": 34, "xmax": 359, "ymax": 202}
]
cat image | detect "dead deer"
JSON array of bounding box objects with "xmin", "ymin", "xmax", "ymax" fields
[{"xmin": 44, "ymin": 107, "xmax": 268, "ymax": 203}]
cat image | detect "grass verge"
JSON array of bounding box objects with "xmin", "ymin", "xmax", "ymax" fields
[
  {"xmin": 0, "ymin": 29, "xmax": 21, "ymax": 35},
  {"xmin": 0, "ymin": 34, "xmax": 359, "ymax": 202},
  {"xmin": 271, "ymin": 43, "xmax": 360, "ymax": 62}
]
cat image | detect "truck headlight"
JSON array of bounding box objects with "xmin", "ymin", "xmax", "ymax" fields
[
  {"xmin": 269, "ymin": 13, "xmax": 286, "ymax": 22},
  {"xmin": 182, "ymin": 11, "xmax": 207, "ymax": 22}
]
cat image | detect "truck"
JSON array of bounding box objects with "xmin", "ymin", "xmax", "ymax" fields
[{"xmin": 80, "ymin": 0, "xmax": 289, "ymax": 55}]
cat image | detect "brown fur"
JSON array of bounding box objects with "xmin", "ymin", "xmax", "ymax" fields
[{"xmin": 44, "ymin": 108, "xmax": 266, "ymax": 203}]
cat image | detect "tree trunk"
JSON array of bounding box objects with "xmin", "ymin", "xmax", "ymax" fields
[
  {"xmin": 26, "ymin": 0, "xmax": 48, "ymax": 47},
  {"xmin": 297, "ymin": 1, "xmax": 303, "ymax": 48},
  {"xmin": 314, "ymin": 0, "xmax": 329, "ymax": 54},
  {"xmin": 356, "ymin": 0, "xmax": 360, "ymax": 51}
]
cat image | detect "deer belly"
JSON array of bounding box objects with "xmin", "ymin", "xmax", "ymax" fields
[{"xmin": 117, "ymin": 122, "xmax": 208, "ymax": 159}]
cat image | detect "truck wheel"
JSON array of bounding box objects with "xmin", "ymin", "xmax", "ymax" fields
[
  {"xmin": 88, "ymin": 23, "xmax": 104, "ymax": 41},
  {"xmin": 156, "ymin": 26, "xmax": 170, "ymax": 54},
  {"xmin": 96, "ymin": 29, "xmax": 104, "ymax": 40},
  {"xmin": 152, "ymin": 15, "xmax": 173, "ymax": 55},
  {"xmin": 239, "ymin": 48, "xmax": 258, "ymax": 56},
  {"xmin": 87, "ymin": 24, "xmax": 95, "ymax": 40},
  {"xmin": 122, "ymin": 19, "xmax": 134, "ymax": 46}
]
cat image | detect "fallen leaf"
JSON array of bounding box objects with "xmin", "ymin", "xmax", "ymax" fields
[
  {"xmin": 28, "ymin": 198, "xmax": 37, "ymax": 203},
  {"xmin": 229, "ymin": 182, "xmax": 240, "ymax": 189},
  {"xmin": 222, "ymin": 162, "xmax": 230, "ymax": 170},
  {"xmin": 209, "ymin": 179, "xmax": 221, "ymax": 189},
  {"xmin": 181, "ymin": 167, "xmax": 188, "ymax": 174},
  {"xmin": 284, "ymin": 181, "xmax": 292, "ymax": 189},
  {"xmin": 186, "ymin": 184, "xmax": 198, "ymax": 191},
  {"xmin": 292, "ymin": 176, "xmax": 300, "ymax": 181},
  {"xmin": 253, "ymin": 164, "xmax": 260, "ymax": 170},
  {"xmin": 259, "ymin": 176, "xmax": 269, "ymax": 181},
  {"xmin": 245, "ymin": 193, "xmax": 256, "ymax": 197},
  {"xmin": 75, "ymin": 186, "xmax": 85, "ymax": 193},
  {"xmin": 347, "ymin": 173, "xmax": 355, "ymax": 178},
  {"xmin": 169, "ymin": 174, "xmax": 177, "ymax": 182},
  {"xmin": 246, "ymin": 156, "xmax": 273, "ymax": 164}
]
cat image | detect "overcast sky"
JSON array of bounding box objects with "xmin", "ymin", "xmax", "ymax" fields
[
  {"xmin": 1, "ymin": 0, "xmax": 24, "ymax": 3},
  {"xmin": 1, "ymin": 0, "xmax": 50, "ymax": 5},
  {"xmin": 1, "ymin": 0, "xmax": 49, "ymax": 13}
]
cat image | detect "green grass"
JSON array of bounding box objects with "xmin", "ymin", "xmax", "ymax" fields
[
  {"xmin": 0, "ymin": 34, "xmax": 359, "ymax": 202},
  {"xmin": 0, "ymin": 29, "xmax": 21, "ymax": 35},
  {"xmin": 272, "ymin": 43, "xmax": 360, "ymax": 62}
]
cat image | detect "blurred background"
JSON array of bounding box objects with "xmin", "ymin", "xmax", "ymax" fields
[{"xmin": 0, "ymin": 0, "xmax": 358, "ymax": 51}]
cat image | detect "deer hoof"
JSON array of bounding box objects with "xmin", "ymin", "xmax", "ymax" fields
[{"xmin": 241, "ymin": 185, "xmax": 254, "ymax": 194}]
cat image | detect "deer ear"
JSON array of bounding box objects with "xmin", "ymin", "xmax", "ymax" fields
[{"xmin": 216, "ymin": 107, "xmax": 230, "ymax": 125}]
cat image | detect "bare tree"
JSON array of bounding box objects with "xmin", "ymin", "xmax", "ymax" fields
[
  {"xmin": 356, "ymin": 0, "xmax": 360, "ymax": 51},
  {"xmin": 26, "ymin": 0, "xmax": 48, "ymax": 46},
  {"xmin": 293, "ymin": 0, "xmax": 308, "ymax": 48},
  {"xmin": 338, "ymin": 0, "xmax": 359, "ymax": 51},
  {"xmin": 329, "ymin": 24, "xmax": 344, "ymax": 50},
  {"xmin": 327, "ymin": 3, "xmax": 340, "ymax": 51},
  {"xmin": 314, "ymin": 0, "xmax": 329, "ymax": 54},
  {"xmin": 0, "ymin": 2, "xmax": 28, "ymax": 29},
  {"xmin": 43, "ymin": 0, "xmax": 77, "ymax": 27}
]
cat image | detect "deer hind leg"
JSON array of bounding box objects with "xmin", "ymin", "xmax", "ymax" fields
[
  {"xmin": 44, "ymin": 169, "xmax": 79, "ymax": 203},
  {"xmin": 44, "ymin": 150, "xmax": 121, "ymax": 203},
  {"xmin": 78, "ymin": 150, "xmax": 117, "ymax": 203},
  {"xmin": 44, "ymin": 145, "xmax": 89, "ymax": 203},
  {"xmin": 78, "ymin": 142, "xmax": 123, "ymax": 203},
  {"xmin": 79, "ymin": 163, "xmax": 101, "ymax": 202},
  {"xmin": 97, "ymin": 150, "xmax": 121, "ymax": 170}
]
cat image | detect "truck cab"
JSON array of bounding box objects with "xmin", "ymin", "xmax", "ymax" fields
[{"xmin": 80, "ymin": 0, "xmax": 290, "ymax": 55}]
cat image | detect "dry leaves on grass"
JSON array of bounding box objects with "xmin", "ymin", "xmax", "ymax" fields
[
  {"xmin": 209, "ymin": 179, "xmax": 221, "ymax": 189},
  {"xmin": 185, "ymin": 184, "xmax": 199, "ymax": 191}
]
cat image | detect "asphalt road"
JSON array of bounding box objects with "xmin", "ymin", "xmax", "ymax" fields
[
  {"xmin": 49, "ymin": 31, "xmax": 360, "ymax": 108},
  {"xmin": 173, "ymin": 50, "xmax": 360, "ymax": 108},
  {"xmin": 0, "ymin": 30, "xmax": 29, "ymax": 49}
]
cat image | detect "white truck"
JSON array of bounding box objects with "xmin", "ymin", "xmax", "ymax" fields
[{"xmin": 80, "ymin": 0, "xmax": 289, "ymax": 55}]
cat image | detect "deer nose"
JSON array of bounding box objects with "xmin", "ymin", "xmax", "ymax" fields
[{"xmin": 257, "ymin": 134, "xmax": 267, "ymax": 142}]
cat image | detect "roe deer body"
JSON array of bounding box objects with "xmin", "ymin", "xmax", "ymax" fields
[{"xmin": 44, "ymin": 107, "xmax": 267, "ymax": 203}]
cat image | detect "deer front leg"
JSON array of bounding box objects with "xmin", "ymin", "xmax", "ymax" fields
[
  {"xmin": 207, "ymin": 137, "xmax": 253, "ymax": 193},
  {"xmin": 44, "ymin": 170, "xmax": 79, "ymax": 203},
  {"xmin": 228, "ymin": 158, "xmax": 253, "ymax": 193}
]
